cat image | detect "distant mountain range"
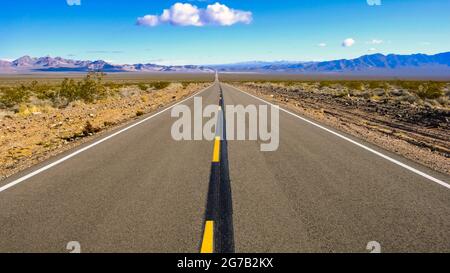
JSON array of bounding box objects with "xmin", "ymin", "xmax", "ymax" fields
[
  {"xmin": 1, "ymin": 52, "xmax": 449, "ymax": 76},
  {"xmin": 0, "ymin": 56, "xmax": 215, "ymax": 73},
  {"xmin": 213, "ymin": 52, "xmax": 450, "ymax": 73}
]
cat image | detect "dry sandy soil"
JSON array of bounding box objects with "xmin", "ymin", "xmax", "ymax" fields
[
  {"xmin": 0, "ymin": 82, "xmax": 210, "ymax": 180},
  {"xmin": 230, "ymin": 81, "xmax": 450, "ymax": 175}
]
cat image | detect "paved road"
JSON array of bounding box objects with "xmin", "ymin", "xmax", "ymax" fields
[{"xmin": 0, "ymin": 79, "xmax": 449, "ymax": 253}]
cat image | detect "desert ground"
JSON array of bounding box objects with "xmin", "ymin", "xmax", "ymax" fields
[
  {"xmin": 0, "ymin": 72, "xmax": 213, "ymax": 180},
  {"xmin": 225, "ymin": 78, "xmax": 449, "ymax": 175}
]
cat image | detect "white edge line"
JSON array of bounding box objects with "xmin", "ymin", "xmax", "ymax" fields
[
  {"xmin": 224, "ymin": 83, "xmax": 450, "ymax": 190},
  {"xmin": 0, "ymin": 83, "xmax": 215, "ymax": 193}
]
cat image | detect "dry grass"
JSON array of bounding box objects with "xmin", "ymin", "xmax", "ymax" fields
[
  {"xmin": 232, "ymin": 80, "xmax": 450, "ymax": 108},
  {"xmin": 0, "ymin": 79, "xmax": 211, "ymax": 180},
  {"xmin": 0, "ymin": 73, "xmax": 211, "ymax": 111},
  {"xmin": 233, "ymin": 81, "xmax": 450, "ymax": 174}
]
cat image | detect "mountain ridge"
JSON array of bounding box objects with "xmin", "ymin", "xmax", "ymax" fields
[
  {"xmin": 1, "ymin": 52, "xmax": 450, "ymax": 75},
  {"xmin": 211, "ymin": 52, "xmax": 450, "ymax": 72},
  {"xmin": 1, "ymin": 55, "xmax": 215, "ymax": 73}
]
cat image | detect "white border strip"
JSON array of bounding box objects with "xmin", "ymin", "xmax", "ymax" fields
[
  {"xmin": 0, "ymin": 83, "xmax": 214, "ymax": 193},
  {"xmin": 225, "ymin": 83, "xmax": 450, "ymax": 190}
]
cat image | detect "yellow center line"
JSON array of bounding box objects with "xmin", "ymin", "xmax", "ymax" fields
[
  {"xmin": 200, "ymin": 220, "xmax": 214, "ymax": 253},
  {"xmin": 200, "ymin": 101, "xmax": 222, "ymax": 253},
  {"xmin": 212, "ymin": 136, "xmax": 221, "ymax": 163}
]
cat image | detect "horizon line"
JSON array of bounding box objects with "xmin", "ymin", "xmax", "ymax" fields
[{"xmin": 2, "ymin": 50, "xmax": 450, "ymax": 67}]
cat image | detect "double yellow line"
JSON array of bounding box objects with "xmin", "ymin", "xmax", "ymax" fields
[{"xmin": 200, "ymin": 106, "xmax": 223, "ymax": 253}]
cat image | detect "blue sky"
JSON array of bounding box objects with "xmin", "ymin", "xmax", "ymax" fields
[{"xmin": 1, "ymin": 0, "xmax": 449, "ymax": 65}]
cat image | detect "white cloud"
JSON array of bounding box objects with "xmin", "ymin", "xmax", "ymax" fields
[
  {"xmin": 137, "ymin": 15, "xmax": 161, "ymax": 27},
  {"xmin": 66, "ymin": 0, "xmax": 81, "ymax": 6},
  {"xmin": 137, "ymin": 2, "xmax": 252, "ymax": 27},
  {"xmin": 160, "ymin": 3, "xmax": 203, "ymax": 26},
  {"xmin": 318, "ymin": 43, "xmax": 327, "ymax": 47},
  {"xmin": 368, "ymin": 48, "xmax": 377, "ymax": 52},
  {"xmin": 342, "ymin": 38, "xmax": 355, "ymax": 47},
  {"xmin": 203, "ymin": 3, "xmax": 252, "ymax": 26}
]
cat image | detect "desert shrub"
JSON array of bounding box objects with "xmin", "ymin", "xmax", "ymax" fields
[
  {"xmin": 281, "ymin": 81, "xmax": 298, "ymax": 87},
  {"xmin": 319, "ymin": 81, "xmax": 334, "ymax": 89},
  {"xmin": 368, "ymin": 81, "xmax": 388, "ymax": 90},
  {"xmin": 395, "ymin": 80, "xmax": 420, "ymax": 90},
  {"xmin": 0, "ymin": 80, "xmax": 62, "ymax": 108},
  {"xmin": 149, "ymin": 81, "xmax": 170, "ymax": 90},
  {"xmin": 0, "ymin": 85, "xmax": 30, "ymax": 108},
  {"xmin": 30, "ymin": 81, "xmax": 57, "ymax": 101},
  {"xmin": 136, "ymin": 110, "xmax": 144, "ymax": 116},
  {"xmin": 104, "ymin": 82, "xmax": 125, "ymax": 90},
  {"xmin": 182, "ymin": 82, "xmax": 191, "ymax": 89},
  {"xmin": 344, "ymin": 81, "xmax": 365, "ymax": 91},
  {"xmin": 59, "ymin": 78, "xmax": 79, "ymax": 102},
  {"xmin": 57, "ymin": 72, "xmax": 106, "ymax": 104},
  {"xmin": 137, "ymin": 83, "xmax": 148, "ymax": 91},
  {"xmin": 415, "ymin": 82, "xmax": 445, "ymax": 99},
  {"xmin": 78, "ymin": 72, "xmax": 107, "ymax": 102}
]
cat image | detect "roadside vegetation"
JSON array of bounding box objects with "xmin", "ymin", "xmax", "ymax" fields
[
  {"xmin": 0, "ymin": 74, "xmax": 211, "ymax": 180},
  {"xmin": 0, "ymin": 72, "xmax": 208, "ymax": 112},
  {"xmin": 241, "ymin": 80, "xmax": 449, "ymax": 108},
  {"xmin": 232, "ymin": 80, "xmax": 450, "ymax": 175}
]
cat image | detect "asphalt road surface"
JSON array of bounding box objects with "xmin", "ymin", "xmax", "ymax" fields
[{"xmin": 0, "ymin": 79, "xmax": 449, "ymax": 253}]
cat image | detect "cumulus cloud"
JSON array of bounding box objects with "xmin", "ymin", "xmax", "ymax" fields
[
  {"xmin": 160, "ymin": 3, "xmax": 203, "ymax": 26},
  {"xmin": 203, "ymin": 3, "xmax": 252, "ymax": 26},
  {"xmin": 66, "ymin": 0, "xmax": 81, "ymax": 6},
  {"xmin": 342, "ymin": 38, "xmax": 355, "ymax": 47},
  {"xmin": 137, "ymin": 2, "xmax": 252, "ymax": 27}
]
